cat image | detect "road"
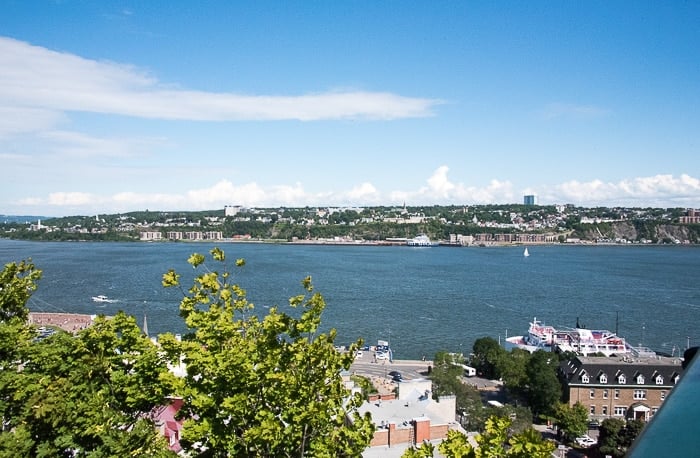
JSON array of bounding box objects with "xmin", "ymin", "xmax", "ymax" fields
[{"xmin": 349, "ymin": 353, "xmax": 503, "ymax": 391}]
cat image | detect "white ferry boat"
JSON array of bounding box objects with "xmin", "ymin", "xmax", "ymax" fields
[
  {"xmin": 506, "ymin": 317, "xmax": 632, "ymax": 357},
  {"xmin": 406, "ymin": 234, "xmax": 438, "ymax": 247}
]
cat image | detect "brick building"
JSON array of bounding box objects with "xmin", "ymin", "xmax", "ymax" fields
[
  {"xmin": 357, "ymin": 379, "xmax": 464, "ymax": 450},
  {"xmin": 559, "ymin": 355, "xmax": 683, "ymax": 423}
]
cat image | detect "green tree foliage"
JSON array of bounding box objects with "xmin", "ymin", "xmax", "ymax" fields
[
  {"xmin": 622, "ymin": 419, "xmax": 644, "ymax": 448},
  {"xmin": 429, "ymin": 351, "xmax": 466, "ymax": 400},
  {"xmin": 524, "ymin": 351, "xmax": 561, "ymax": 418},
  {"xmin": 495, "ymin": 348, "xmax": 529, "ymax": 394},
  {"xmin": 598, "ymin": 417, "xmax": 626, "ymax": 457},
  {"xmin": 402, "ymin": 416, "xmax": 555, "ymax": 458},
  {"xmin": 427, "ymin": 351, "xmax": 528, "ymax": 434},
  {"xmin": 160, "ymin": 248, "xmax": 374, "ymax": 457},
  {"xmin": 598, "ymin": 418, "xmax": 645, "ymax": 457},
  {"xmin": 0, "ymin": 260, "xmax": 42, "ymax": 323},
  {"xmin": 0, "ymin": 260, "xmax": 178, "ymax": 457},
  {"xmin": 552, "ymin": 402, "xmax": 588, "ymax": 442},
  {"xmin": 2, "ymin": 313, "xmax": 176, "ymax": 457},
  {"xmin": 471, "ymin": 337, "xmax": 506, "ymax": 380}
]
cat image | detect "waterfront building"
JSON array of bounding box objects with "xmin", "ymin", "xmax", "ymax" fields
[
  {"xmin": 559, "ymin": 355, "xmax": 683, "ymax": 423},
  {"xmin": 140, "ymin": 231, "xmax": 162, "ymax": 241}
]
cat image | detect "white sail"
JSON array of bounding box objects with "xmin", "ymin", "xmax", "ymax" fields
[{"xmin": 523, "ymin": 247, "xmax": 530, "ymax": 257}]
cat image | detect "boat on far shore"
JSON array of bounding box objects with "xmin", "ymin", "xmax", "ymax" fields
[{"xmin": 406, "ymin": 234, "xmax": 439, "ymax": 247}]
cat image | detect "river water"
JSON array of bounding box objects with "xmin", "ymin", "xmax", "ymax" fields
[{"xmin": 1, "ymin": 239, "xmax": 698, "ymax": 359}]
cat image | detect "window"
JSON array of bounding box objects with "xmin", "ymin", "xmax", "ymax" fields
[
  {"xmin": 652, "ymin": 407, "xmax": 658, "ymax": 416},
  {"xmin": 614, "ymin": 406, "xmax": 626, "ymax": 416},
  {"xmin": 603, "ymin": 389, "xmax": 608, "ymax": 399},
  {"xmin": 634, "ymin": 389, "xmax": 647, "ymax": 400},
  {"xmin": 636, "ymin": 374, "xmax": 645, "ymax": 384},
  {"xmin": 655, "ymin": 375, "xmax": 663, "ymax": 385},
  {"xmin": 618, "ymin": 374, "xmax": 626, "ymax": 384},
  {"xmin": 600, "ymin": 374, "xmax": 608, "ymax": 384},
  {"xmin": 602, "ymin": 405, "xmax": 608, "ymax": 415},
  {"xmin": 590, "ymin": 405, "xmax": 596, "ymax": 415},
  {"xmin": 674, "ymin": 375, "xmax": 680, "ymax": 384},
  {"xmin": 582, "ymin": 374, "xmax": 590, "ymax": 383},
  {"xmin": 614, "ymin": 389, "xmax": 620, "ymax": 399},
  {"xmin": 589, "ymin": 389, "xmax": 595, "ymax": 399},
  {"xmin": 660, "ymin": 391, "xmax": 666, "ymax": 401}
]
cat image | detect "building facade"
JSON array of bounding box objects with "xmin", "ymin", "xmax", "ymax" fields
[{"xmin": 559, "ymin": 355, "xmax": 683, "ymax": 423}]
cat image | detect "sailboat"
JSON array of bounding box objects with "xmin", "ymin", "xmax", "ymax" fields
[{"xmin": 523, "ymin": 247, "xmax": 530, "ymax": 257}]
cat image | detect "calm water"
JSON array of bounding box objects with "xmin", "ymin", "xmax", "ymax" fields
[{"xmin": 1, "ymin": 239, "xmax": 699, "ymax": 360}]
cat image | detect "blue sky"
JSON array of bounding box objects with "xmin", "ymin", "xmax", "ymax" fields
[{"xmin": 1, "ymin": 1, "xmax": 699, "ymax": 216}]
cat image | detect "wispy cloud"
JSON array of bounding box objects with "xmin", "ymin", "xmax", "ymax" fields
[
  {"xmin": 0, "ymin": 36, "xmax": 441, "ymax": 130},
  {"xmin": 540, "ymin": 102, "xmax": 610, "ymax": 120}
]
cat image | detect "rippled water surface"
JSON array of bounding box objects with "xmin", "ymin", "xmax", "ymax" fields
[{"xmin": 2, "ymin": 239, "xmax": 699, "ymax": 359}]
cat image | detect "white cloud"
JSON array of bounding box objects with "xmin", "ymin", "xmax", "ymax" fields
[
  {"xmin": 347, "ymin": 182, "xmax": 379, "ymax": 201},
  {"xmin": 543, "ymin": 174, "xmax": 700, "ymax": 207},
  {"xmin": 426, "ymin": 166, "xmax": 455, "ymax": 197},
  {"xmin": 390, "ymin": 167, "xmax": 516, "ymax": 205},
  {"xmin": 7, "ymin": 169, "xmax": 700, "ymax": 216},
  {"xmin": 0, "ymin": 36, "xmax": 441, "ymax": 129}
]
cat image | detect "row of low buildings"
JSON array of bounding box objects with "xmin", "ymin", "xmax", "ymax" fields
[{"xmin": 139, "ymin": 231, "xmax": 224, "ymax": 241}]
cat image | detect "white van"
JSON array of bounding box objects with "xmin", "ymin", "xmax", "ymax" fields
[{"xmin": 461, "ymin": 364, "xmax": 476, "ymax": 377}]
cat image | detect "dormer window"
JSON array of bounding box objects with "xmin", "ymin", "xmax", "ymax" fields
[
  {"xmin": 582, "ymin": 374, "xmax": 590, "ymax": 383},
  {"xmin": 618, "ymin": 374, "xmax": 626, "ymax": 384},
  {"xmin": 636, "ymin": 374, "xmax": 645, "ymax": 385},
  {"xmin": 600, "ymin": 374, "xmax": 608, "ymax": 384},
  {"xmin": 655, "ymin": 375, "xmax": 663, "ymax": 385}
]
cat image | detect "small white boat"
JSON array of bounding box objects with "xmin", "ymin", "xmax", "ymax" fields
[
  {"xmin": 92, "ymin": 295, "xmax": 117, "ymax": 303},
  {"xmin": 523, "ymin": 247, "xmax": 530, "ymax": 257}
]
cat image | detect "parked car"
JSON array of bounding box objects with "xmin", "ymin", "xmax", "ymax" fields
[
  {"xmin": 376, "ymin": 352, "xmax": 389, "ymax": 360},
  {"xmin": 575, "ymin": 435, "xmax": 596, "ymax": 447}
]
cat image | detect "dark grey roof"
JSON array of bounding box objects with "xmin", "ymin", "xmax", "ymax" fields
[{"xmin": 559, "ymin": 355, "xmax": 683, "ymax": 386}]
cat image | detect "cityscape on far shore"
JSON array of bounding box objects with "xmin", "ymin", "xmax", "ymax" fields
[{"xmin": 3, "ymin": 196, "xmax": 700, "ymax": 246}]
